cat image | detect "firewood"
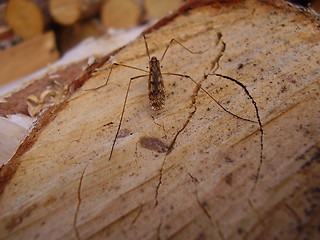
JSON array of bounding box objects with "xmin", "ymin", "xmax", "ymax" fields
[
  {"xmin": 144, "ymin": 0, "xmax": 185, "ymax": 18},
  {"xmin": 0, "ymin": 31, "xmax": 59, "ymax": 85},
  {"xmin": 6, "ymin": 0, "xmax": 51, "ymax": 39},
  {"xmin": 100, "ymin": 0, "xmax": 142, "ymax": 29},
  {"xmin": 49, "ymin": 0, "xmax": 103, "ymax": 25},
  {"xmin": 0, "ymin": 1, "xmax": 319, "ymax": 239}
]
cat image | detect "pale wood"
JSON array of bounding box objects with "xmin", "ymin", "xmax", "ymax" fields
[
  {"xmin": 6, "ymin": 0, "xmax": 50, "ymax": 39},
  {"xmin": 49, "ymin": 0, "xmax": 103, "ymax": 25},
  {"xmin": 144, "ymin": 0, "xmax": 184, "ymax": 18},
  {"xmin": 100, "ymin": 0, "xmax": 141, "ymax": 29},
  {"xmin": 0, "ymin": 31, "xmax": 59, "ymax": 85},
  {"xmin": 0, "ymin": 115, "xmax": 33, "ymax": 165},
  {"xmin": 1, "ymin": 1, "xmax": 320, "ymax": 240}
]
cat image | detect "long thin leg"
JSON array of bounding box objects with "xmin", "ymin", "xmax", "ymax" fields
[
  {"xmin": 131, "ymin": 74, "xmax": 149, "ymax": 80},
  {"xmin": 86, "ymin": 63, "xmax": 149, "ymax": 91},
  {"xmin": 143, "ymin": 35, "xmax": 151, "ymax": 60},
  {"xmin": 162, "ymin": 72, "xmax": 256, "ymax": 123},
  {"xmin": 161, "ymin": 39, "xmax": 207, "ymax": 61},
  {"xmin": 209, "ymin": 73, "xmax": 264, "ymax": 194},
  {"xmin": 108, "ymin": 74, "xmax": 148, "ymax": 161}
]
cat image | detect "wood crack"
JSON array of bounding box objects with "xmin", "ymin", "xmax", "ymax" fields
[
  {"xmin": 186, "ymin": 170, "xmax": 226, "ymax": 240},
  {"xmin": 73, "ymin": 151, "xmax": 98, "ymax": 240},
  {"xmin": 154, "ymin": 156, "xmax": 166, "ymax": 208},
  {"xmin": 154, "ymin": 74, "xmax": 201, "ymax": 207},
  {"xmin": 204, "ymin": 33, "xmax": 265, "ymax": 195},
  {"xmin": 130, "ymin": 204, "xmax": 143, "ymax": 227},
  {"xmin": 187, "ymin": 172, "xmax": 212, "ymax": 224},
  {"xmin": 247, "ymin": 199, "xmax": 265, "ymax": 227},
  {"xmin": 213, "ymin": 73, "xmax": 264, "ymax": 195},
  {"xmin": 157, "ymin": 219, "xmax": 163, "ymax": 240},
  {"xmin": 73, "ymin": 162, "xmax": 90, "ymax": 240}
]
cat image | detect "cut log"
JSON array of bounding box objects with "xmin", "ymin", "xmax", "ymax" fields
[
  {"xmin": 0, "ymin": 0, "xmax": 320, "ymax": 240},
  {"xmin": 49, "ymin": 0, "xmax": 102, "ymax": 25},
  {"xmin": 144, "ymin": 0, "xmax": 185, "ymax": 18},
  {"xmin": 0, "ymin": 31, "xmax": 59, "ymax": 86},
  {"xmin": 6, "ymin": 0, "xmax": 50, "ymax": 39},
  {"xmin": 100, "ymin": 0, "xmax": 142, "ymax": 29}
]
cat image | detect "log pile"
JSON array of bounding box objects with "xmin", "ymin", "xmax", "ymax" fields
[
  {"xmin": 0, "ymin": 0, "xmax": 186, "ymax": 85},
  {"xmin": 49, "ymin": 0, "xmax": 102, "ymax": 25},
  {"xmin": 0, "ymin": 0, "xmax": 319, "ymax": 239},
  {"xmin": 5, "ymin": 0, "xmax": 185, "ymax": 38},
  {"xmin": 6, "ymin": 0, "xmax": 51, "ymax": 40}
]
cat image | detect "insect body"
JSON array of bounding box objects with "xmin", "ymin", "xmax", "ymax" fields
[
  {"xmin": 87, "ymin": 34, "xmax": 261, "ymax": 169},
  {"xmin": 148, "ymin": 56, "xmax": 165, "ymax": 110},
  {"xmin": 76, "ymin": 33, "xmax": 265, "ymax": 239}
]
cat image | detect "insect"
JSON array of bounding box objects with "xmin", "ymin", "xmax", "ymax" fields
[
  {"xmin": 75, "ymin": 34, "xmax": 264, "ymax": 236},
  {"xmin": 86, "ymin": 34, "xmax": 263, "ymax": 189}
]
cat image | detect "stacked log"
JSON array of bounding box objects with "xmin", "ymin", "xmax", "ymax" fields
[
  {"xmin": 6, "ymin": 0, "xmax": 51, "ymax": 40},
  {"xmin": 1, "ymin": 0, "xmax": 186, "ymax": 83},
  {"xmin": 49, "ymin": 0, "xmax": 103, "ymax": 25}
]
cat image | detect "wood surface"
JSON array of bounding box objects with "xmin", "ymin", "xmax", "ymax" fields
[{"xmin": 0, "ymin": 0, "xmax": 319, "ymax": 240}]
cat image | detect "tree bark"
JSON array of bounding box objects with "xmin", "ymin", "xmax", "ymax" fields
[{"xmin": 0, "ymin": 0, "xmax": 319, "ymax": 240}]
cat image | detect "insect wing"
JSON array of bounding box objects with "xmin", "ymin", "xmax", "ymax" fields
[{"xmin": 148, "ymin": 58, "xmax": 165, "ymax": 110}]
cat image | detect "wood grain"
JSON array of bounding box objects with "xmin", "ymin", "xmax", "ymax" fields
[{"xmin": 0, "ymin": 0, "xmax": 319, "ymax": 239}]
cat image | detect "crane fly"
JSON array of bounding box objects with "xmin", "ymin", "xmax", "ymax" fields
[
  {"xmin": 76, "ymin": 32, "xmax": 265, "ymax": 239},
  {"xmin": 148, "ymin": 55, "xmax": 165, "ymax": 110},
  {"xmin": 85, "ymin": 34, "xmax": 263, "ymax": 193}
]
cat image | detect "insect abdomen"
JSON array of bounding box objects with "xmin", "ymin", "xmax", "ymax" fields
[
  {"xmin": 149, "ymin": 87, "xmax": 165, "ymax": 110},
  {"xmin": 149, "ymin": 57, "xmax": 165, "ymax": 110}
]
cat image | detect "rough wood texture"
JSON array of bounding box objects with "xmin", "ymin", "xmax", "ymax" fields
[
  {"xmin": 1, "ymin": 0, "xmax": 320, "ymax": 239},
  {"xmin": 6, "ymin": 0, "xmax": 51, "ymax": 39},
  {"xmin": 0, "ymin": 31, "xmax": 59, "ymax": 85},
  {"xmin": 49, "ymin": 0, "xmax": 102, "ymax": 25}
]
